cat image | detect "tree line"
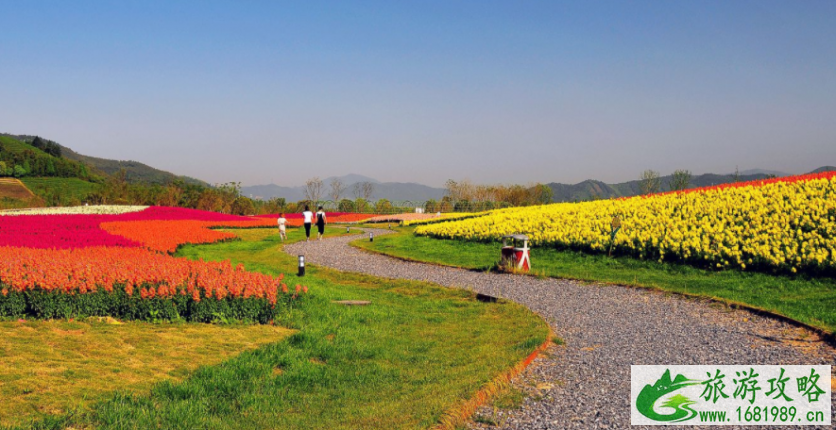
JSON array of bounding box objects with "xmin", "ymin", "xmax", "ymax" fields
[
  {"xmin": 294, "ymin": 176, "xmax": 555, "ymax": 213},
  {"xmin": 81, "ymin": 173, "xmax": 260, "ymax": 215},
  {"xmin": 638, "ymin": 168, "xmax": 762, "ymax": 195},
  {"xmin": 430, "ymin": 179, "xmax": 553, "ymax": 212}
]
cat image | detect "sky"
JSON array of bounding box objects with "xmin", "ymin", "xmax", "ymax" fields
[{"xmin": 1, "ymin": 1, "xmax": 835, "ymax": 187}]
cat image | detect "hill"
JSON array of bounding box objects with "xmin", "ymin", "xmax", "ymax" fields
[
  {"xmin": 322, "ymin": 174, "xmax": 380, "ymax": 185},
  {"xmin": 0, "ymin": 136, "xmax": 46, "ymax": 155},
  {"xmin": 738, "ymin": 168, "xmax": 790, "ymax": 176},
  {"xmin": 1, "ymin": 133, "xmax": 252, "ymax": 212},
  {"xmin": 1, "ymin": 133, "xmax": 207, "ymax": 186},
  {"xmin": 59, "ymin": 146, "xmax": 208, "ymax": 186},
  {"xmin": 241, "ymin": 183, "xmax": 300, "ymax": 201},
  {"xmin": 809, "ymin": 166, "xmax": 836, "ymax": 174},
  {"xmin": 0, "ymin": 135, "xmax": 95, "ymax": 181},
  {"xmin": 0, "ymin": 135, "xmax": 104, "ymax": 206}
]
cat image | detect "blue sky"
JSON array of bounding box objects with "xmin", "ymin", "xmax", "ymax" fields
[{"xmin": 1, "ymin": 1, "xmax": 834, "ymax": 187}]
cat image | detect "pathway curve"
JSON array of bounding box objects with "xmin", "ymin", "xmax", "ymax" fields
[{"xmin": 285, "ymin": 229, "xmax": 835, "ymax": 429}]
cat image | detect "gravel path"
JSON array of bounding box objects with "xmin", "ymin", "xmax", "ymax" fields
[{"xmin": 285, "ymin": 229, "xmax": 835, "ymax": 429}]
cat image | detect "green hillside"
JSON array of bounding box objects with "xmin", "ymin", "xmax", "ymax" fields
[
  {"xmin": 0, "ymin": 136, "xmax": 102, "ymax": 206},
  {"xmin": 57, "ymin": 142, "xmax": 207, "ymax": 186},
  {"xmin": 0, "ymin": 135, "xmax": 47, "ymax": 155},
  {"xmin": 20, "ymin": 177, "xmax": 102, "ymax": 205},
  {"xmin": 0, "ymin": 135, "xmax": 96, "ymax": 180},
  {"xmin": 1, "ymin": 134, "xmax": 207, "ymax": 186},
  {"xmin": 64, "ymin": 152, "xmax": 208, "ymax": 186},
  {"xmin": 0, "ymin": 133, "xmax": 248, "ymax": 211}
]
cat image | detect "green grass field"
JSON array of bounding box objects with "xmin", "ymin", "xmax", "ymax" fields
[
  {"xmin": 0, "ymin": 320, "xmax": 293, "ymax": 428},
  {"xmin": 0, "ymin": 197, "xmax": 42, "ymax": 210},
  {"xmin": 5, "ymin": 227, "xmax": 548, "ymax": 430},
  {"xmin": 355, "ymin": 226, "xmax": 836, "ymax": 334},
  {"xmin": 20, "ymin": 177, "xmax": 101, "ymax": 204}
]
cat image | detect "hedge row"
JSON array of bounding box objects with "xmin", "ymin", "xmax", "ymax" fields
[{"xmin": 0, "ymin": 283, "xmax": 299, "ymax": 323}]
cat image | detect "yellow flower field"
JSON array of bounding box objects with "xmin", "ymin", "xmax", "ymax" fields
[{"xmin": 415, "ymin": 173, "xmax": 836, "ymax": 273}]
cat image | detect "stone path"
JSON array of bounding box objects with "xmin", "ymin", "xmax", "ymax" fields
[{"xmin": 285, "ymin": 229, "xmax": 835, "ymax": 429}]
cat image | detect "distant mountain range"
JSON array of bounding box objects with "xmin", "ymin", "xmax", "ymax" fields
[
  {"xmin": 242, "ymin": 174, "xmax": 446, "ymax": 202},
  {"xmin": 545, "ymin": 167, "xmax": 835, "ymax": 202},
  {"xmin": 244, "ymin": 167, "xmax": 836, "ymax": 203},
  {"xmin": 4, "ymin": 132, "xmax": 832, "ymax": 203},
  {"xmin": 0, "ymin": 133, "xmax": 207, "ymax": 186}
]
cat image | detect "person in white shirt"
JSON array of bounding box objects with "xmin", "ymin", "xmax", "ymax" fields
[
  {"xmin": 316, "ymin": 206, "xmax": 327, "ymax": 240},
  {"xmin": 277, "ymin": 213, "xmax": 287, "ymax": 242},
  {"xmin": 302, "ymin": 205, "xmax": 314, "ymax": 241}
]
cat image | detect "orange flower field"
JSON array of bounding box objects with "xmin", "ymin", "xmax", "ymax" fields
[
  {"xmin": 0, "ymin": 246, "xmax": 284, "ymax": 305},
  {"xmin": 0, "ymin": 206, "xmax": 306, "ymax": 322},
  {"xmin": 101, "ymin": 218, "xmax": 275, "ymax": 253}
]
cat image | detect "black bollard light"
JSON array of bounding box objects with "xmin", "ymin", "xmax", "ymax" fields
[
  {"xmin": 298, "ymin": 255, "xmax": 305, "ymax": 277},
  {"xmin": 369, "ymin": 232, "xmax": 374, "ymax": 242},
  {"xmin": 346, "ymin": 226, "xmax": 350, "ymax": 233}
]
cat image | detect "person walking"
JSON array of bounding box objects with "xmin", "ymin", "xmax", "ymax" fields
[
  {"xmin": 302, "ymin": 205, "xmax": 314, "ymax": 242},
  {"xmin": 316, "ymin": 206, "xmax": 327, "ymax": 240},
  {"xmin": 277, "ymin": 213, "xmax": 287, "ymax": 242}
]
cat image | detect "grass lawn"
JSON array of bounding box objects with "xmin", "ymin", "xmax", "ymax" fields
[
  {"xmin": 5, "ymin": 226, "xmax": 548, "ymax": 430},
  {"xmin": 0, "ymin": 320, "xmax": 292, "ymax": 428},
  {"xmin": 355, "ymin": 226, "xmax": 836, "ymax": 334},
  {"xmin": 0, "ymin": 197, "xmax": 40, "ymax": 210},
  {"xmin": 20, "ymin": 177, "xmax": 101, "ymax": 204}
]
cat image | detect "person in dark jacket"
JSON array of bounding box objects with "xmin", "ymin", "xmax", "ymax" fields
[{"xmin": 316, "ymin": 206, "xmax": 327, "ymax": 240}]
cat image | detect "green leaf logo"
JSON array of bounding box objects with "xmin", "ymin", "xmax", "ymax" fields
[{"xmin": 636, "ymin": 369, "xmax": 701, "ymax": 422}]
